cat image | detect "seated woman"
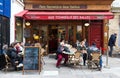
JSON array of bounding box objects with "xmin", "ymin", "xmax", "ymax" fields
[
  {"xmin": 56, "ymin": 41, "xmax": 68, "ymax": 68},
  {"xmin": 76, "ymin": 41, "xmax": 87, "ymax": 66}
]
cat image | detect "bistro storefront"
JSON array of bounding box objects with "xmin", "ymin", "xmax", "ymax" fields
[{"xmin": 15, "ymin": 0, "xmax": 114, "ymax": 54}]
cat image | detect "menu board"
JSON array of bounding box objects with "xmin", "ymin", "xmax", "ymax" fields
[{"xmin": 23, "ymin": 46, "xmax": 40, "ymax": 74}]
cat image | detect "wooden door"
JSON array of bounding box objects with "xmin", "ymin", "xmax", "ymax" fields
[{"xmin": 88, "ymin": 23, "xmax": 103, "ymax": 48}]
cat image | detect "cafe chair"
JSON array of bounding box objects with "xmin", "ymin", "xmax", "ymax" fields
[
  {"xmin": 87, "ymin": 52, "xmax": 101, "ymax": 71},
  {"xmin": 3, "ymin": 53, "xmax": 12, "ymax": 72},
  {"xmin": 40, "ymin": 47, "xmax": 46, "ymax": 71},
  {"xmin": 68, "ymin": 51, "xmax": 82, "ymax": 68},
  {"xmin": 44, "ymin": 44, "xmax": 48, "ymax": 55}
]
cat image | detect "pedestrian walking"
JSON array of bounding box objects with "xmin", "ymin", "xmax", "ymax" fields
[{"xmin": 108, "ymin": 33, "xmax": 117, "ymax": 57}]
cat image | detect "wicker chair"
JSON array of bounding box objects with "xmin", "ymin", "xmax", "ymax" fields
[
  {"xmin": 87, "ymin": 52, "xmax": 101, "ymax": 70},
  {"xmin": 3, "ymin": 53, "xmax": 13, "ymax": 72},
  {"xmin": 68, "ymin": 51, "xmax": 82, "ymax": 68}
]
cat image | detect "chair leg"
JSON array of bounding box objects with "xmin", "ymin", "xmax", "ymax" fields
[
  {"xmin": 40, "ymin": 57, "xmax": 45, "ymax": 72},
  {"xmin": 5, "ymin": 65, "xmax": 8, "ymax": 73},
  {"xmin": 41, "ymin": 57, "xmax": 45, "ymax": 65}
]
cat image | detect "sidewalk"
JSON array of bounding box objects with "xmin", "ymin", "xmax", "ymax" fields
[{"xmin": 0, "ymin": 55, "xmax": 120, "ymax": 78}]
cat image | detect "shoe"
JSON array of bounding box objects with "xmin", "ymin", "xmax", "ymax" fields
[
  {"xmin": 62, "ymin": 63, "xmax": 68, "ymax": 66},
  {"xmin": 56, "ymin": 66, "xmax": 60, "ymax": 68},
  {"xmin": 17, "ymin": 63, "xmax": 23, "ymax": 68}
]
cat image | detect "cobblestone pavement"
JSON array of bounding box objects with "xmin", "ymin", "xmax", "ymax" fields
[{"xmin": 0, "ymin": 55, "xmax": 120, "ymax": 78}]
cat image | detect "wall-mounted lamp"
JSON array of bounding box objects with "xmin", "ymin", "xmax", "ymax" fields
[
  {"xmin": 106, "ymin": 22, "xmax": 110, "ymax": 26},
  {"xmin": 84, "ymin": 23, "xmax": 90, "ymax": 27},
  {"xmin": 16, "ymin": 22, "xmax": 21, "ymax": 26},
  {"xmin": 25, "ymin": 21, "xmax": 31, "ymax": 26}
]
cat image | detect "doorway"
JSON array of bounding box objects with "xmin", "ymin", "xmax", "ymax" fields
[
  {"xmin": 48, "ymin": 25, "xmax": 58, "ymax": 53},
  {"xmin": 88, "ymin": 22, "xmax": 103, "ymax": 48}
]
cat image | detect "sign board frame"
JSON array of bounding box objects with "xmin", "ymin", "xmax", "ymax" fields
[{"xmin": 23, "ymin": 46, "xmax": 41, "ymax": 74}]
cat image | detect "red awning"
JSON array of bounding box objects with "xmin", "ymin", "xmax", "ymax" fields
[
  {"xmin": 15, "ymin": 11, "xmax": 113, "ymax": 20},
  {"xmin": 24, "ymin": 11, "xmax": 114, "ymax": 20},
  {"xmin": 15, "ymin": 10, "xmax": 28, "ymax": 17}
]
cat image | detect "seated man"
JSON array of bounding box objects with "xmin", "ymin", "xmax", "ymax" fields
[
  {"xmin": 56, "ymin": 42, "xmax": 68, "ymax": 68},
  {"xmin": 88, "ymin": 43, "xmax": 99, "ymax": 52},
  {"xmin": 87, "ymin": 43, "xmax": 102, "ymax": 70}
]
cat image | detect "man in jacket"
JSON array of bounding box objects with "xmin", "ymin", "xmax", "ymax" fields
[{"xmin": 108, "ymin": 33, "xmax": 117, "ymax": 57}]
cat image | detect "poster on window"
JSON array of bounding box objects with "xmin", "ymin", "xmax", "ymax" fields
[{"xmin": 24, "ymin": 28, "xmax": 31, "ymax": 38}]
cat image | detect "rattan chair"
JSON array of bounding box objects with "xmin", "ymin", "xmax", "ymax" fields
[
  {"xmin": 68, "ymin": 51, "xmax": 82, "ymax": 68},
  {"xmin": 87, "ymin": 52, "xmax": 101, "ymax": 70},
  {"xmin": 3, "ymin": 53, "xmax": 12, "ymax": 72}
]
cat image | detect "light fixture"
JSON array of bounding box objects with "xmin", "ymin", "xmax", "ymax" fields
[
  {"xmin": 25, "ymin": 21, "xmax": 31, "ymax": 26},
  {"xmin": 84, "ymin": 23, "xmax": 90, "ymax": 26},
  {"xmin": 16, "ymin": 22, "xmax": 21, "ymax": 26}
]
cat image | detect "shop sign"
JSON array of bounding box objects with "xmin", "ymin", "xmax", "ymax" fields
[
  {"xmin": 112, "ymin": 9, "xmax": 120, "ymax": 12},
  {"xmin": 0, "ymin": 0, "xmax": 10, "ymax": 17},
  {"xmin": 0, "ymin": 1, "xmax": 3, "ymax": 15},
  {"xmin": 32, "ymin": 4, "xmax": 87, "ymax": 10}
]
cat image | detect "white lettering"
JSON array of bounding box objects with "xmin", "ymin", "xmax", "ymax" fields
[
  {"xmin": 0, "ymin": 3, "xmax": 3, "ymax": 6},
  {"xmin": 0, "ymin": 9, "xmax": 3, "ymax": 12},
  {"xmin": 48, "ymin": 16, "xmax": 55, "ymax": 19}
]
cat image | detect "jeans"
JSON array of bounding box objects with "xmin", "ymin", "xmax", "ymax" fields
[
  {"xmin": 56, "ymin": 53, "xmax": 68, "ymax": 67},
  {"xmin": 109, "ymin": 46, "xmax": 113, "ymax": 57}
]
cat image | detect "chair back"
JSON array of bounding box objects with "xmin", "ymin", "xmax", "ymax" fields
[
  {"xmin": 74, "ymin": 51, "xmax": 81, "ymax": 59},
  {"xmin": 91, "ymin": 52, "xmax": 100, "ymax": 61}
]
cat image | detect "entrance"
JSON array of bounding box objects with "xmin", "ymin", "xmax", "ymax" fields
[
  {"xmin": 88, "ymin": 21, "xmax": 103, "ymax": 48},
  {"xmin": 48, "ymin": 25, "xmax": 58, "ymax": 53},
  {"xmin": 48, "ymin": 25, "xmax": 73, "ymax": 53}
]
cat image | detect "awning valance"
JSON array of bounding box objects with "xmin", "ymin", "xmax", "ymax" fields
[
  {"xmin": 24, "ymin": 11, "xmax": 114, "ymax": 20},
  {"xmin": 15, "ymin": 10, "xmax": 28, "ymax": 17},
  {"xmin": 15, "ymin": 11, "xmax": 114, "ymax": 20}
]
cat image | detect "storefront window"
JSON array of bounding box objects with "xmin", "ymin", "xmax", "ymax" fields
[
  {"xmin": 15, "ymin": 18, "xmax": 23, "ymax": 42},
  {"xmin": 76, "ymin": 25, "xmax": 82, "ymax": 41},
  {"xmin": 0, "ymin": 16, "xmax": 10, "ymax": 54},
  {"xmin": 0, "ymin": 23, "xmax": 2, "ymax": 54},
  {"xmin": 58, "ymin": 26, "xmax": 66, "ymax": 41},
  {"xmin": 40, "ymin": 26, "xmax": 47, "ymax": 47},
  {"xmin": 68, "ymin": 26, "xmax": 73, "ymax": 44}
]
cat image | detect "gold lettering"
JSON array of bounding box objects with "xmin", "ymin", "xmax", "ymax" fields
[
  {"xmin": 39, "ymin": 5, "xmax": 46, "ymax": 8},
  {"xmin": 47, "ymin": 5, "xmax": 62, "ymax": 9},
  {"xmin": 70, "ymin": 6, "xmax": 80, "ymax": 9},
  {"xmin": 63, "ymin": 6, "xmax": 69, "ymax": 9},
  {"xmin": 33, "ymin": 5, "xmax": 86, "ymax": 9}
]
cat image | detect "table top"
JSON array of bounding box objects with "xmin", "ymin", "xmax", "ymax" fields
[{"xmin": 62, "ymin": 51, "xmax": 75, "ymax": 55}]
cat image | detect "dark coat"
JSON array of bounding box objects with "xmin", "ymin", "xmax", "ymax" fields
[
  {"xmin": 108, "ymin": 34, "xmax": 117, "ymax": 46},
  {"xmin": 57, "ymin": 45, "xmax": 64, "ymax": 54}
]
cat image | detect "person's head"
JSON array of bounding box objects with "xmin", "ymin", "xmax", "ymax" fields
[
  {"xmin": 65, "ymin": 41, "xmax": 68, "ymax": 44},
  {"xmin": 114, "ymin": 33, "xmax": 117, "ymax": 36},
  {"xmin": 92, "ymin": 42, "xmax": 96, "ymax": 46},
  {"xmin": 60, "ymin": 42, "xmax": 64, "ymax": 46},
  {"xmin": 83, "ymin": 38, "xmax": 86, "ymax": 42},
  {"xmin": 81, "ymin": 41, "xmax": 85, "ymax": 46}
]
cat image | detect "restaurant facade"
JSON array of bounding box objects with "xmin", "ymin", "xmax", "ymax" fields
[{"xmin": 15, "ymin": 0, "xmax": 114, "ymax": 54}]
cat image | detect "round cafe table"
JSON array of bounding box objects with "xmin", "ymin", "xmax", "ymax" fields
[{"xmin": 62, "ymin": 51, "xmax": 75, "ymax": 55}]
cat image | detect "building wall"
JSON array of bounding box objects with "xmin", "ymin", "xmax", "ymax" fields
[
  {"xmin": 23, "ymin": 0, "xmax": 114, "ymax": 51},
  {"xmin": 24, "ymin": 0, "xmax": 113, "ymax": 11},
  {"xmin": 10, "ymin": 0, "xmax": 24, "ymax": 44},
  {"xmin": 109, "ymin": 12, "xmax": 120, "ymax": 47}
]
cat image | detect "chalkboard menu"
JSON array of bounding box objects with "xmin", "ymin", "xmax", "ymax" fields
[{"xmin": 23, "ymin": 46, "xmax": 40, "ymax": 74}]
